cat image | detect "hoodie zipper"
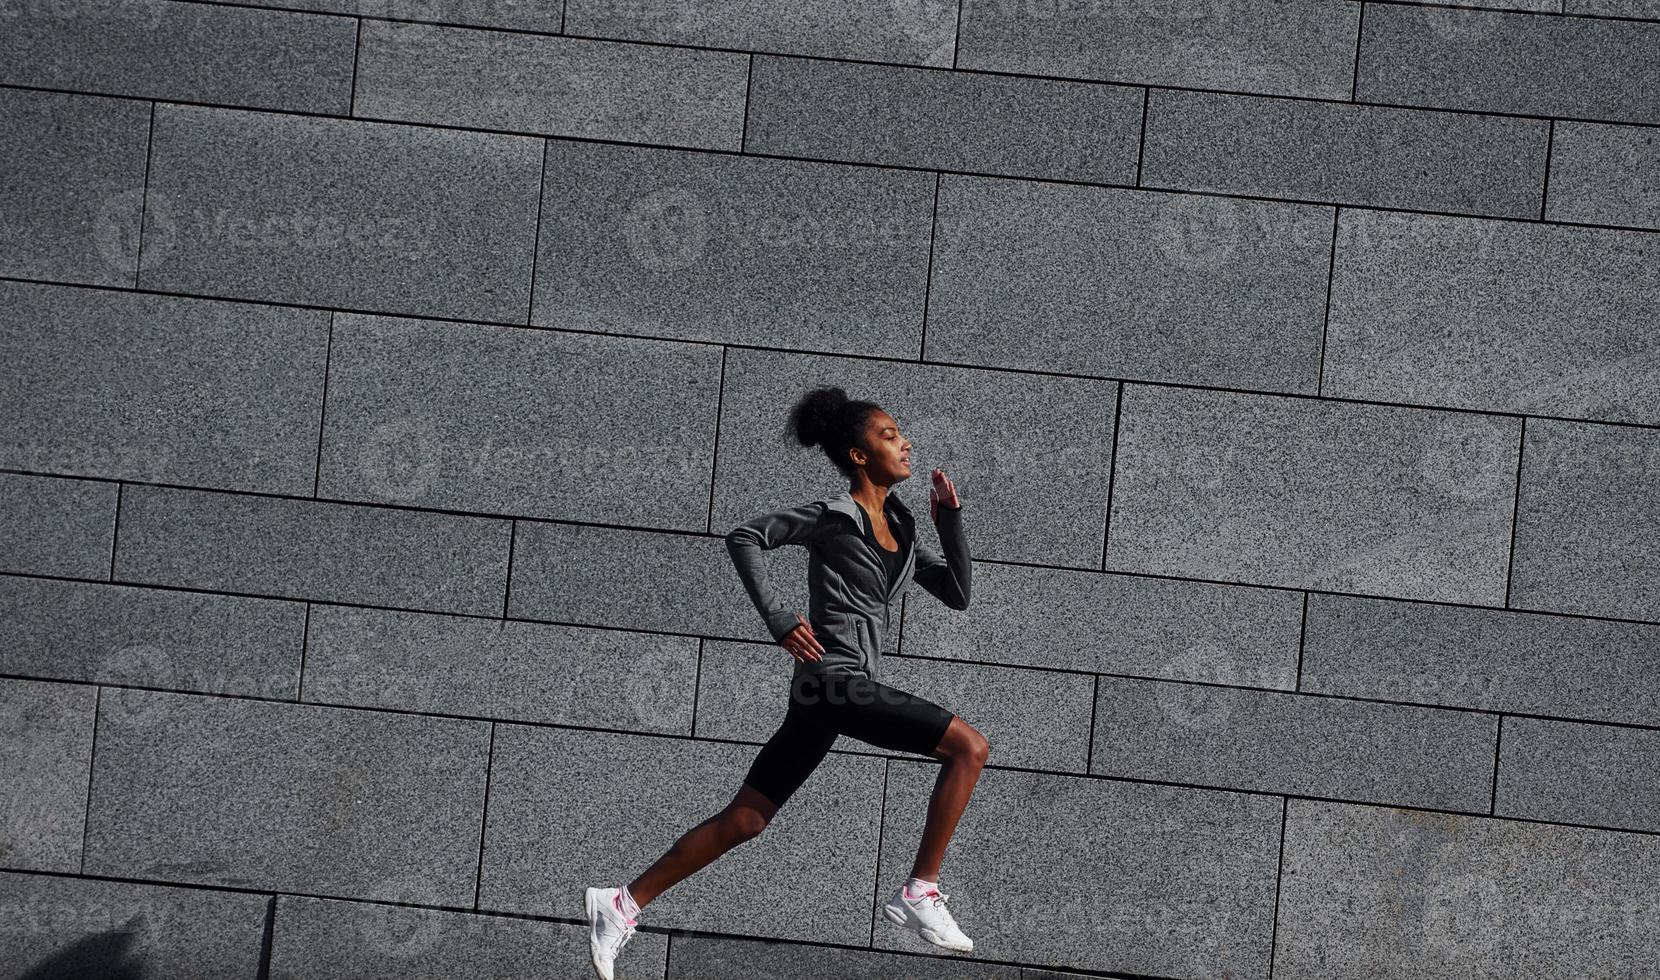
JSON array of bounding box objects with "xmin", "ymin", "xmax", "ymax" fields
[
  {"xmin": 861, "ymin": 501, "xmax": 908, "ymax": 635},
  {"xmin": 838, "ymin": 496, "xmax": 913, "ymax": 667}
]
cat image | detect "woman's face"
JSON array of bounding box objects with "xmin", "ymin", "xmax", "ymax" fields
[{"xmin": 857, "ymin": 411, "xmax": 913, "ymax": 484}]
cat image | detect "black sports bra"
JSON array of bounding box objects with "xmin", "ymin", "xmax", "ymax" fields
[{"xmin": 861, "ymin": 506, "xmax": 909, "ymax": 585}]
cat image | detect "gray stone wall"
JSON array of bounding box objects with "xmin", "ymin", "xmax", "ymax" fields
[{"xmin": 3, "ymin": 1, "xmax": 1659, "ymax": 977}]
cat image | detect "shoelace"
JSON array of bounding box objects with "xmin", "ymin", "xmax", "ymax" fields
[
  {"xmin": 608, "ymin": 917, "xmax": 637, "ymax": 953},
  {"xmin": 915, "ymin": 888, "xmax": 951, "ymax": 909}
]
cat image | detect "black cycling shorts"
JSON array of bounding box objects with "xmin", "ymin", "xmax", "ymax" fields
[{"xmin": 741, "ymin": 670, "xmax": 956, "ymax": 810}]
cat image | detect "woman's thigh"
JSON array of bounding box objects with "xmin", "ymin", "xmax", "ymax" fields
[
  {"xmin": 796, "ymin": 672, "xmax": 955, "ymax": 758},
  {"xmin": 741, "ymin": 699, "xmax": 838, "ymax": 810}
]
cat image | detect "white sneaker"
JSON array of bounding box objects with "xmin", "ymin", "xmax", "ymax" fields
[
  {"xmin": 585, "ymin": 886, "xmax": 638, "ymax": 980},
  {"xmin": 882, "ymin": 882, "xmax": 973, "ymax": 952}
]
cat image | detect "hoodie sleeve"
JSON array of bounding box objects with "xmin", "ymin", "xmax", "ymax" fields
[
  {"xmin": 725, "ymin": 501, "xmax": 827, "ymax": 643},
  {"xmin": 912, "ymin": 502, "xmax": 970, "ymax": 610}
]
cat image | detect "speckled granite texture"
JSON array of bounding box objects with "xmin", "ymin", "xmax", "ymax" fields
[{"xmin": 3, "ymin": 1, "xmax": 1660, "ymax": 976}]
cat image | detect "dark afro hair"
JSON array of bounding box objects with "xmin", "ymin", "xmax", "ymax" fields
[{"xmin": 785, "ymin": 385, "xmax": 882, "ymax": 477}]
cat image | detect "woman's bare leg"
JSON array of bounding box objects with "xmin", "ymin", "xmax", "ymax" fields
[
  {"xmin": 912, "ymin": 716, "xmax": 991, "ymax": 882},
  {"xmin": 625, "ymin": 783, "xmax": 780, "ymax": 908}
]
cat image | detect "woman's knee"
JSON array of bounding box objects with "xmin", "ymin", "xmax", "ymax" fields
[
  {"xmin": 726, "ymin": 783, "xmax": 779, "ymax": 839},
  {"xmin": 938, "ymin": 719, "xmax": 990, "ymax": 766},
  {"xmin": 726, "ymin": 806, "xmax": 770, "ymax": 840}
]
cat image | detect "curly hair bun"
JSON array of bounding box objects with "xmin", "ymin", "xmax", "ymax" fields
[
  {"xmin": 784, "ymin": 385, "xmax": 882, "ymax": 477},
  {"xmin": 786, "ymin": 385, "xmax": 851, "ymax": 448}
]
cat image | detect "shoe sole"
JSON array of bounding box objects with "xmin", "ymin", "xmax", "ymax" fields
[
  {"xmin": 584, "ymin": 888, "xmax": 616, "ymax": 980},
  {"xmin": 882, "ymin": 899, "xmax": 974, "ymax": 952}
]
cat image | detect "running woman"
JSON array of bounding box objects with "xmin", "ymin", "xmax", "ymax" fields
[{"xmin": 585, "ymin": 385, "xmax": 989, "ymax": 978}]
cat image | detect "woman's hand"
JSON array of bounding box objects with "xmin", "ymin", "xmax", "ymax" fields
[
  {"xmin": 781, "ymin": 612, "xmax": 825, "ymax": 664},
  {"xmin": 929, "ymin": 468, "xmax": 960, "ymax": 522}
]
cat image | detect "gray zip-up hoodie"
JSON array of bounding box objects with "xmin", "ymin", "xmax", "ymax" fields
[{"xmin": 725, "ymin": 488, "xmax": 971, "ymax": 681}]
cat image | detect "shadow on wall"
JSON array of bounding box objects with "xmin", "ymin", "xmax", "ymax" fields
[{"xmin": 16, "ymin": 920, "xmax": 148, "ymax": 980}]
